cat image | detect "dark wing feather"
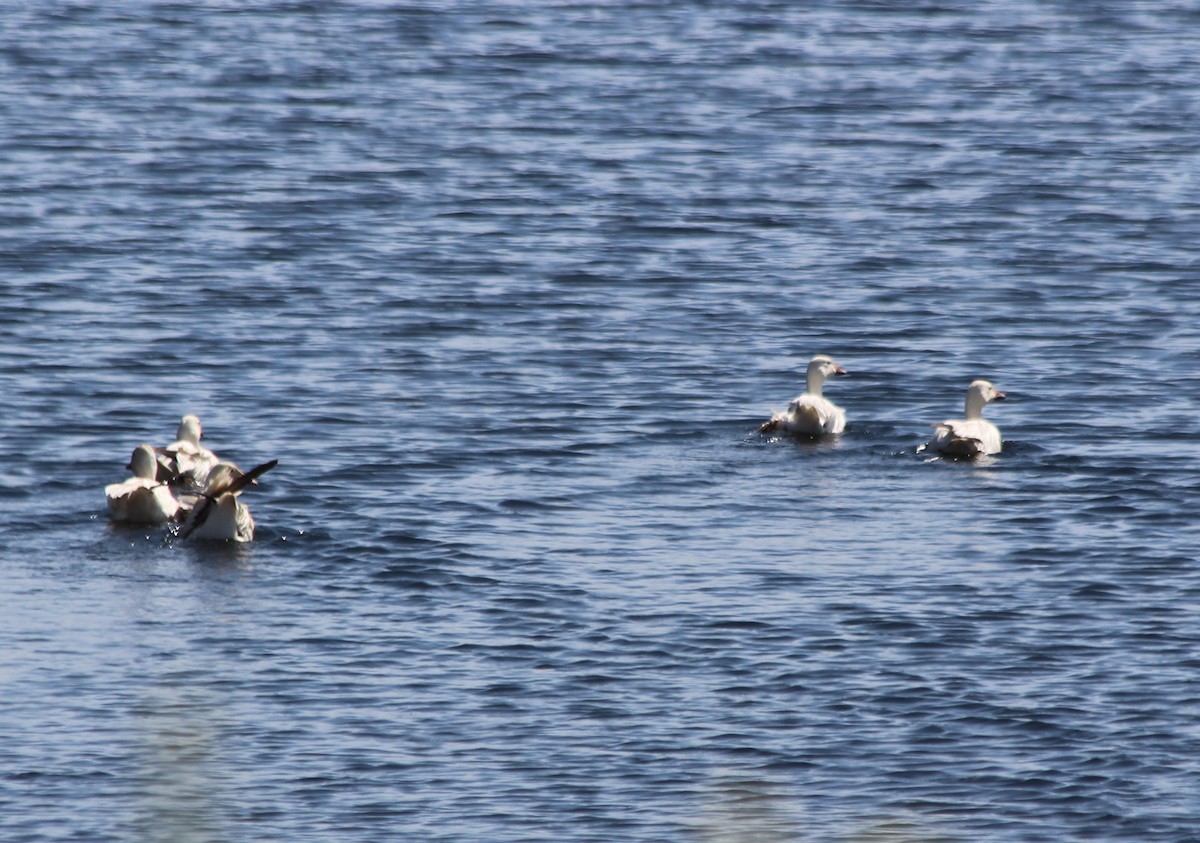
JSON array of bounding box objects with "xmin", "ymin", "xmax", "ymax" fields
[{"xmin": 178, "ymin": 459, "xmax": 278, "ymax": 539}]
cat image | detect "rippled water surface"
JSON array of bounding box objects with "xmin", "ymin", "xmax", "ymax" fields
[{"xmin": 3, "ymin": 3, "xmax": 1200, "ymax": 841}]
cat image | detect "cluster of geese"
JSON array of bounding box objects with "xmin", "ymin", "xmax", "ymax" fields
[
  {"xmin": 759, "ymin": 354, "xmax": 1007, "ymax": 457},
  {"xmin": 104, "ymin": 415, "xmax": 277, "ymax": 542},
  {"xmin": 104, "ymin": 356, "xmax": 1000, "ymax": 542}
]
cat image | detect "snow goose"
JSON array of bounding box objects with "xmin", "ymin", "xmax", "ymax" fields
[
  {"xmin": 179, "ymin": 458, "xmax": 278, "ymax": 542},
  {"xmin": 105, "ymin": 444, "xmax": 183, "ymax": 524},
  {"xmin": 156, "ymin": 414, "xmax": 219, "ymax": 489},
  {"xmin": 929, "ymin": 379, "xmax": 1007, "ymax": 457},
  {"xmin": 759, "ymin": 354, "xmax": 848, "ymax": 436},
  {"xmin": 181, "ymin": 492, "xmax": 255, "ymax": 542}
]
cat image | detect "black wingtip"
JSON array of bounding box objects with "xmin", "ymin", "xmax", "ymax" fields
[{"xmin": 226, "ymin": 459, "xmax": 278, "ymax": 496}]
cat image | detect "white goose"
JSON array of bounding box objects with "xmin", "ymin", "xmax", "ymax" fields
[
  {"xmin": 179, "ymin": 458, "xmax": 277, "ymax": 542},
  {"xmin": 181, "ymin": 492, "xmax": 255, "ymax": 542},
  {"xmin": 105, "ymin": 444, "xmax": 183, "ymax": 524},
  {"xmin": 156, "ymin": 414, "xmax": 219, "ymax": 489},
  {"xmin": 759, "ymin": 354, "xmax": 848, "ymax": 436},
  {"xmin": 929, "ymin": 379, "xmax": 1007, "ymax": 457}
]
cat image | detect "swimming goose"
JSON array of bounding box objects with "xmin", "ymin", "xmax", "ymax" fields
[
  {"xmin": 179, "ymin": 458, "xmax": 278, "ymax": 542},
  {"xmin": 181, "ymin": 492, "xmax": 255, "ymax": 542},
  {"xmin": 105, "ymin": 444, "xmax": 183, "ymax": 524},
  {"xmin": 759, "ymin": 354, "xmax": 848, "ymax": 436},
  {"xmin": 929, "ymin": 379, "xmax": 1006, "ymax": 457},
  {"xmin": 156, "ymin": 414, "xmax": 219, "ymax": 489}
]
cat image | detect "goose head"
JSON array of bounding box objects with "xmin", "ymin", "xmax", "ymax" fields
[
  {"xmin": 176, "ymin": 415, "xmax": 203, "ymax": 445},
  {"xmin": 127, "ymin": 444, "xmax": 160, "ymax": 480},
  {"xmin": 964, "ymin": 379, "xmax": 1006, "ymax": 419},
  {"xmin": 203, "ymin": 461, "xmax": 246, "ymax": 496},
  {"xmin": 805, "ymin": 354, "xmax": 848, "ymax": 395}
]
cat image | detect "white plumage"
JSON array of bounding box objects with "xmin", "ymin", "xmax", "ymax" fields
[
  {"xmin": 181, "ymin": 491, "xmax": 255, "ymax": 542},
  {"xmin": 929, "ymin": 379, "xmax": 1007, "ymax": 457},
  {"xmin": 759, "ymin": 354, "xmax": 848, "ymax": 436},
  {"xmin": 177, "ymin": 457, "xmax": 277, "ymax": 542},
  {"xmin": 156, "ymin": 414, "xmax": 219, "ymax": 490},
  {"xmin": 104, "ymin": 416, "xmax": 275, "ymax": 541},
  {"xmin": 105, "ymin": 444, "xmax": 182, "ymax": 524}
]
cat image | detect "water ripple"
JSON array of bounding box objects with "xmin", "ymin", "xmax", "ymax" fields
[{"xmin": 3, "ymin": 2, "xmax": 1200, "ymax": 842}]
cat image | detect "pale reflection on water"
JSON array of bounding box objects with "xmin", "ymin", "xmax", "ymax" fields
[
  {"xmin": 693, "ymin": 772, "xmax": 953, "ymax": 843},
  {"xmin": 134, "ymin": 686, "xmax": 228, "ymax": 843}
]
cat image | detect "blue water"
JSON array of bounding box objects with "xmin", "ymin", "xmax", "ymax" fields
[{"xmin": 3, "ymin": 3, "xmax": 1200, "ymax": 841}]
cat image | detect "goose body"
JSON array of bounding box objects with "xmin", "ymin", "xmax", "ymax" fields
[
  {"xmin": 105, "ymin": 444, "xmax": 182, "ymax": 524},
  {"xmin": 156, "ymin": 414, "xmax": 219, "ymax": 489},
  {"xmin": 760, "ymin": 355, "xmax": 848, "ymax": 436},
  {"xmin": 930, "ymin": 380, "xmax": 1006, "ymax": 457},
  {"xmin": 178, "ymin": 457, "xmax": 277, "ymax": 542},
  {"xmin": 181, "ymin": 492, "xmax": 254, "ymax": 542}
]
